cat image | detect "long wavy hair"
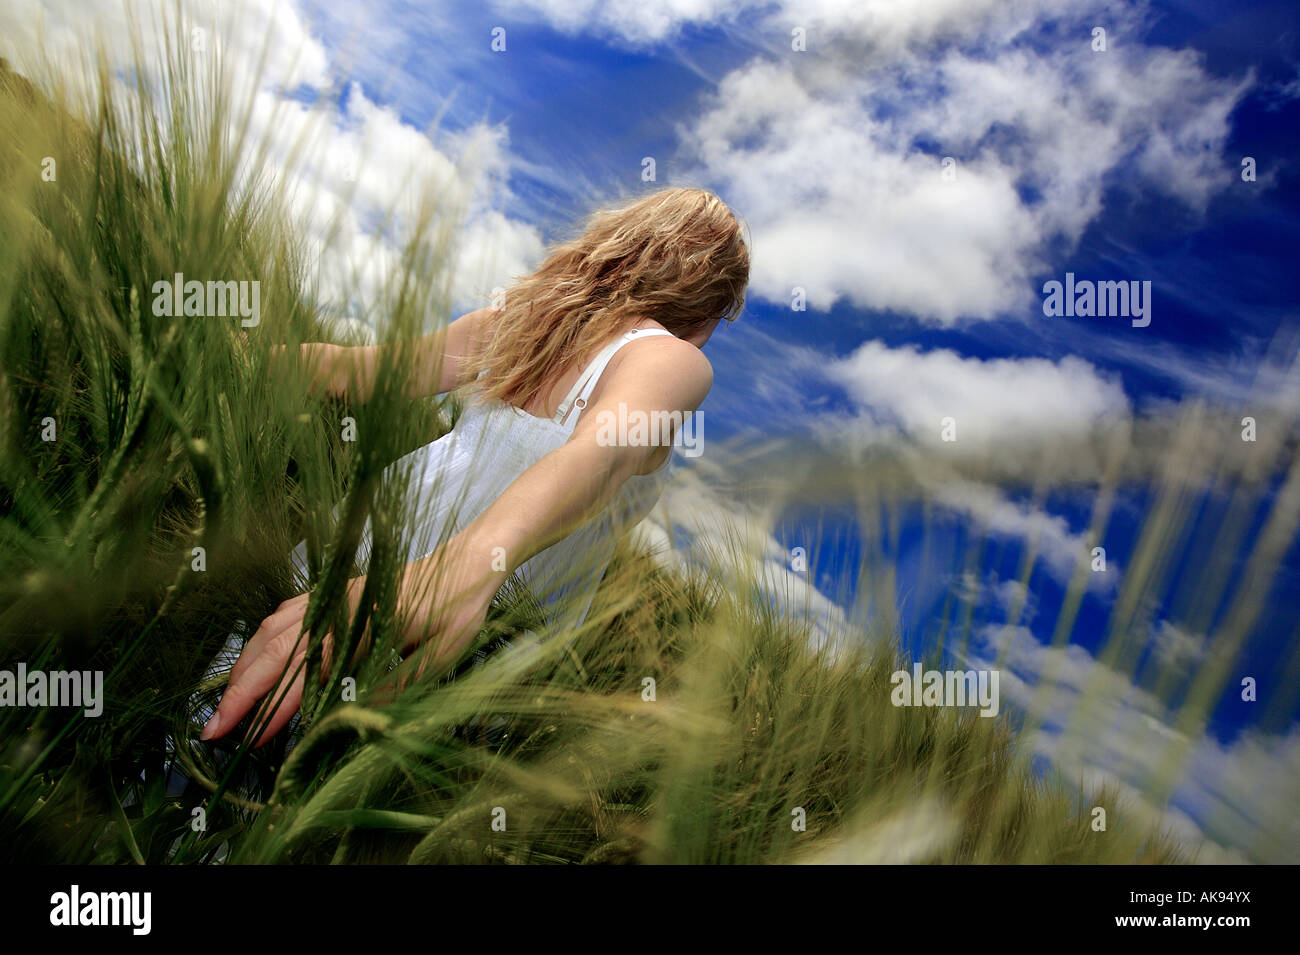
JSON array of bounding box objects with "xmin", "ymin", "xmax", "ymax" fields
[{"xmin": 465, "ymin": 186, "xmax": 750, "ymax": 409}]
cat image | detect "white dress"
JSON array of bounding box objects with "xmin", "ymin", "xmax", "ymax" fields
[{"xmin": 290, "ymin": 326, "xmax": 677, "ymax": 631}]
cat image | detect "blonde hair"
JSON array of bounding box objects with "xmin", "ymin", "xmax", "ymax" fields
[{"xmin": 466, "ymin": 186, "xmax": 750, "ymax": 408}]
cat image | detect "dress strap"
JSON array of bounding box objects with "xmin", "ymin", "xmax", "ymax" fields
[{"xmin": 554, "ymin": 327, "xmax": 675, "ymax": 428}]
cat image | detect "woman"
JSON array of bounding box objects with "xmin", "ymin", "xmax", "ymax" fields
[{"xmin": 202, "ymin": 186, "xmax": 750, "ymax": 746}]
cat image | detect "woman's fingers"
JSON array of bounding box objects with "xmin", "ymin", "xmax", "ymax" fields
[
  {"xmin": 201, "ymin": 572, "xmax": 394, "ymax": 745},
  {"xmin": 204, "ymin": 618, "xmax": 306, "ymax": 741},
  {"xmin": 229, "ymin": 594, "xmax": 308, "ymax": 688},
  {"xmin": 250, "ymin": 665, "xmax": 305, "ymax": 748}
]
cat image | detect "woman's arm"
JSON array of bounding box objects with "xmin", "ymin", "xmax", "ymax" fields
[
  {"xmin": 404, "ymin": 334, "xmax": 714, "ymax": 663},
  {"xmin": 291, "ymin": 306, "xmax": 495, "ymax": 401},
  {"xmin": 463, "ymin": 336, "xmax": 710, "ymax": 571}
]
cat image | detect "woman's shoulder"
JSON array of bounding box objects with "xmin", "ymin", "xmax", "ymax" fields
[
  {"xmin": 591, "ymin": 325, "xmax": 713, "ymax": 417},
  {"xmin": 623, "ymin": 320, "xmax": 713, "ymax": 379}
]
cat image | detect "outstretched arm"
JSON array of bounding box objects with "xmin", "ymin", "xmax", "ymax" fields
[
  {"xmin": 205, "ymin": 333, "xmax": 712, "ymax": 745},
  {"xmin": 290, "ymin": 306, "xmax": 494, "ymax": 401}
]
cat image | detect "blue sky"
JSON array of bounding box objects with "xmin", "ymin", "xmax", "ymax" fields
[{"xmin": 6, "ymin": 0, "xmax": 1298, "ymax": 861}]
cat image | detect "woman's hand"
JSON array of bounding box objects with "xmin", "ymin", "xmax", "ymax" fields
[
  {"xmin": 200, "ymin": 577, "xmax": 361, "ymax": 746},
  {"xmin": 386, "ymin": 535, "xmax": 507, "ymax": 686},
  {"xmin": 201, "ymin": 534, "xmax": 506, "ymax": 747}
]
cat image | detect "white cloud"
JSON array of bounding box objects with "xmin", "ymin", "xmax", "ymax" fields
[
  {"xmin": 825, "ymin": 340, "xmax": 1130, "ymax": 446},
  {"xmin": 928, "ymin": 479, "xmax": 1114, "ymax": 590},
  {"xmin": 985, "ymin": 575, "xmax": 1037, "ymax": 624},
  {"xmin": 668, "ymin": 1, "xmax": 1249, "ymax": 322},
  {"xmin": 236, "ymin": 80, "xmax": 544, "ymax": 318},
  {"xmin": 501, "ymin": 0, "xmax": 1076, "ymax": 47},
  {"xmin": 683, "ymin": 58, "xmax": 1047, "ymax": 320},
  {"xmin": 694, "ymin": 327, "xmax": 1133, "ymax": 590},
  {"xmin": 807, "ymin": 339, "xmax": 1132, "ymax": 591},
  {"xmin": 0, "ymin": 0, "xmax": 331, "ymax": 94},
  {"xmin": 493, "ymin": 0, "xmax": 750, "ymax": 45},
  {"xmin": 1150, "ymin": 619, "xmax": 1206, "ymax": 672}
]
